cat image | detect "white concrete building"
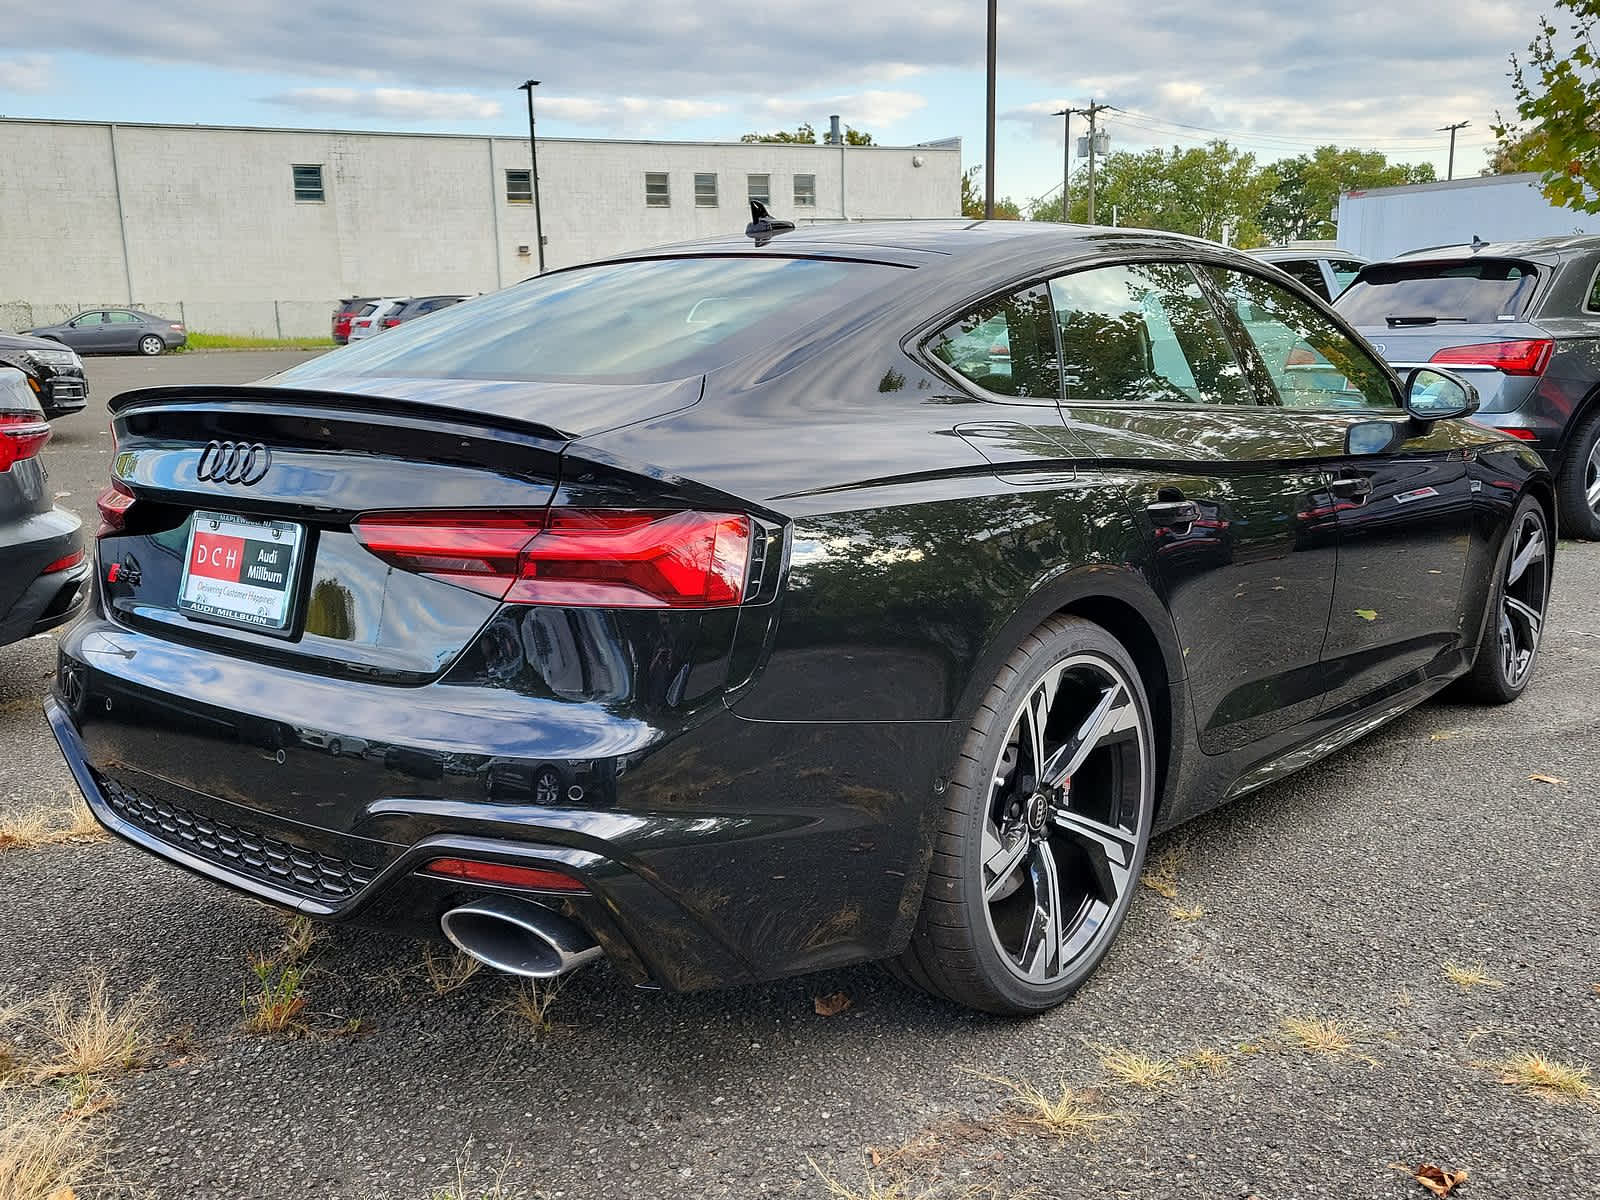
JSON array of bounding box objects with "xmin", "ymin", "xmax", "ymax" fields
[
  {"xmin": 0, "ymin": 118, "xmax": 961, "ymax": 338},
  {"xmin": 1337, "ymin": 172, "xmax": 1600, "ymax": 261}
]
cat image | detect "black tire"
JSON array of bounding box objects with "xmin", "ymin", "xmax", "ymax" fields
[
  {"xmin": 893, "ymin": 615, "xmax": 1156, "ymax": 1015},
  {"xmin": 138, "ymin": 335, "xmax": 164, "ymax": 357},
  {"xmin": 1556, "ymin": 408, "xmax": 1600, "ymax": 540},
  {"xmin": 1454, "ymin": 493, "xmax": 1551, "ymax": 704}
]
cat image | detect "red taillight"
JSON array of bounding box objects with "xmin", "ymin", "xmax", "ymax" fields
[
  {"xmin": 381, "ymin": 317, "xmax": 401, "ymax": 328},
  {"xmin": 1499, "ymin": 427, "xmax": 1539, "ymax": 441},
  {"xmin": 42, "ymin": 548, "xmax": 84, "ymax": 574},
  {"xmin": 420, "ymin": 858, "xmax": 586, "ymax": 892},
  {"xmin": 1430, "ymin": 338, "xmax": 1554, "ymax": 376},
  {"xmin": 0, "ymin": 413, "xmax": 51, "ymax": 472},
  {"xmin": 96, "ymin": 480, "xmax": 135, "ymax": 536},
  {"xmin": 353, "ymin": 509, "xmax": 751, "ymax": 608}
]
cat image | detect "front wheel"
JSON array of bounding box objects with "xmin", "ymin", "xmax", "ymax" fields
[
  {"xmin": 1455, "ymin": 493, "xmax": 1551, "ymax": 704},
  {"xmin": 893, "ymin": 616, "xmax": 1156, "ymax": 1015},
  {"xmin": 138, "ymin": 335, "xmax": 165, "ymax": 356}
]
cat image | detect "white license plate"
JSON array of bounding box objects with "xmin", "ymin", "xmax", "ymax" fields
[{"xmin": 177, "ymin": 511, "xmax": 305, "ymax": 631}]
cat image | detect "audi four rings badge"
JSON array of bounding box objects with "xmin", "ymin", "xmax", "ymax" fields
[{"xmin": 196, "ymin": 441, "xmax": 270, "ymax": 485}]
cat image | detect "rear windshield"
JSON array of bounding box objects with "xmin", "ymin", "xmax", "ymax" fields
[
  {"xmin": 278, "ymin": 256, "xmax": 906, "ymax": 385},
  {"xmin": 1335, "ymin": 259, "xmax": 1541, "ymax": 326}
]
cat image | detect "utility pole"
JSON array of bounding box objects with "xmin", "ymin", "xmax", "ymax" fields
[
  {"xmin": 984, "ymin": 0, "xmax": 997, "ymax": 218},
  {"xmin": 1070, "ymin": 100, "xmax": 1111, "ymax": 224},
  {"xmin": 1438, "ymin": 120, "xmax": 1470, "ymax": 181},
  {"xmin": 518, "ymin": 79, "xmax": 546, "ymax": 272},
  {"xmin": 1052, "ymin": 107, "xmax": 1071, "ymax": 222}
]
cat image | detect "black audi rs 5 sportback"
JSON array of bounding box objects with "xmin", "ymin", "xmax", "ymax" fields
[{"xmin": 48, "ymin": 218, "xmax": 1553, "ymax": 1015}]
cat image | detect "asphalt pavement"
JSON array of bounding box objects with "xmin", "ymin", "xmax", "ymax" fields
[{"xmin": 2, "ymin": 351, "xmax": 1597, "ymax": 1199}]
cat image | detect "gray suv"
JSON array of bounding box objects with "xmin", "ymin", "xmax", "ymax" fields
[{"xmin": 1336, "ymin": 235, "xmax": 1600, "ymax": 538}]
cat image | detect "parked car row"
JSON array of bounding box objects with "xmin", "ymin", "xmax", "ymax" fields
[{"xmin": 332, "ymin": 294, "xmax": 474, "ymax": 343}]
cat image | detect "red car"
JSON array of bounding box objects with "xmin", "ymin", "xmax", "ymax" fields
[{"xmin": 331, "ymin": 298, "xmax": 379, "ymax": 345}]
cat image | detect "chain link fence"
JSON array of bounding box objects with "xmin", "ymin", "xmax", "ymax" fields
[{"xmin": 2, "ymin": 300, "xmax": 337, "ymax": 341}]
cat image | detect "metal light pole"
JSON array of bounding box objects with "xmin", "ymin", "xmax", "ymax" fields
[
  {"xmin": 518, "ymin": 79, "xmax": 546, "ymax": 272},
  {"xmin": 1052, "ymin": 107, "xmax": 1070, "ymax": 222},
  {"xmin": 984, "ymin": 0, "xmax": 996, "ymax": 218}
]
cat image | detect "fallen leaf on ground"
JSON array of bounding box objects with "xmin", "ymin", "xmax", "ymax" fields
[
  {"xmin": 1414, "ymin": 1163, "xmax": 1469, "ymax": 1196},
  {"xmin": 1429, "ymin": 730, "xmax": 1462, "ymax": 741},
  {"xmin": 813, "ymin": 991, "xmax": 852, "ymax": 1017},
  {"xmin": 1528, "ymin": 774, "xmax": 1567, "ymax": 786},
  {"xmin": 1354, "ymin": 609, "xmax": 1379, "ymax": 621}
]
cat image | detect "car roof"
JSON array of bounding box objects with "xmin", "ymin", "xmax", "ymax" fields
[
  {"xmin": 1251, "ymin": 245, "xmax": 1365, "ymax": 262},
  {"xmin": 1386, "ymin": 234, "xmax": 1600, "ymax": 265},
  {"xmin": 573, "ymin": 219, "xmax": 1233, "ymax": 273}
]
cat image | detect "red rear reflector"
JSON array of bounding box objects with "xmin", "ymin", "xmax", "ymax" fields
[
  {"xmin": 42, "ymin": 549, "xmax": 84, "ymax": 574},
  {"xmin": 0, "ymin": 414, "xmax": 51, "ymax": 472},
  {"xmin": 354, "ymin": 509, "xmax": 752, "ymax": 608},
  {"xmin": 421, "ymin": 858, "xmax": 586, "ymax": 892},
  {"xmin": 1499, "ymin": 427, "xmax": 1538, "ymax": 441},
  {"xmin": 96, "ymin": 481, "xmax": 136, "ymax": 536},
  {"xmin": 1430, "ymin": 339, "xmax": 1553, "ymax": 376}
]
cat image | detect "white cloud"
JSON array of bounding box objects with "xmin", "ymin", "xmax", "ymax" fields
[
  {"xmin": 0, "ymin": 55, "xmax": 51, "ymax": 93},
  {"xmin": 757, "ymin": 90, "xmax": 928, "ymax": 130},
  {"xmin": 538, "ymin": 96, "xmax": 730, "ymax": 128},
  {"xmin": 265, "ymin": 87, "xmax": 502, "ymax": 120}
]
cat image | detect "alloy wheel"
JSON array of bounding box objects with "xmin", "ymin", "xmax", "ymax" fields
[
  {"xmin": 140, "ymin": 336, "xmax": 163, "ymax": 356},
  {"xmin": 980, "ymin": 653, "xmax": 1147, "ymax": 984},
  {"xmin": 1499, "ymin": 507, "xmax": 1549, "ymax": 690}
]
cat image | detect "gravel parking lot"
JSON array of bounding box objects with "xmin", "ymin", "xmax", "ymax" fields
[{"xmin": 3, "ymin": 351, "xmax": 1597, "ymax": 1200}]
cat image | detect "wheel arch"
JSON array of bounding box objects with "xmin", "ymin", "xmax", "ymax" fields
[{"xmin": 947, "ymin": 566, "xmax": 1187, "ymax": 823}]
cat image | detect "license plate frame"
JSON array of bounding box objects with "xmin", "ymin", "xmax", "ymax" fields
[{"xmin": 176, "ymin": 510, "xmax": 306, "ymax": 633}]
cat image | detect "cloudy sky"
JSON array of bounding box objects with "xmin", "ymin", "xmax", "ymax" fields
[{"xmin": 0, "ymin": 0, "xmax": 1540, "ymax": 208}]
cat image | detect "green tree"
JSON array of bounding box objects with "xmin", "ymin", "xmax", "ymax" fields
[
  {"xmin": 1258, "ymin": 146, "xmax": 1435, "ymax": 242},
  {"xmin": 842, "ymin": 127, "xmax": 874, "ymax": 146},
  {"xmin": 1027, "ymin": 140, "xmax": 1277, "ymax": 245},
  {"xmin": 1499, "ymin": 0, "xmax": 1600, "ymax": 211},
  {"xmin": 741, "ymin": 124, "xmax": 818, "ymax": 144},
  {"xmin": 961, "ymin": 165, "xmax": 1021, "ymax": 219},
  {"xmin": 1484, "ymin": 125, "xmax": 1551, "ymax": 174}
]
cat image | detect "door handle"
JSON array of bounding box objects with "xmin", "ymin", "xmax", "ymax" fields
[
  {"xmin": 1146, "ymin": 498, "xmax": 1201, "ymax": 527},
  {"xmin": 1329, "ymin": 474, "xmax": 1373, "ymax": 502}
]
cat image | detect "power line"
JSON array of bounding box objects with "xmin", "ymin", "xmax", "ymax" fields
[{"xmin": 1111, "ymin": 107, "xmax": 1491, "ymax": 153}]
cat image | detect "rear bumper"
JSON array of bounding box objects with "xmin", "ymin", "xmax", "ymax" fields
[
  {"xmin": 49, "ymin": 615, "xmax": 946, "ymax": 991},
  {"xmin": 1468, "ymin": 410, "xmax": 1562, "ymax": 457},
  {"xmin": 0, "ymin": 506, "xmax": 87, "ymax": 646}
]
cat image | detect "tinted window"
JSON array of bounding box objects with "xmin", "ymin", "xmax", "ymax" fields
[
  {"xmin": 1586, "ymin": 263, "xmax": 1600, "ymax": 313},
  {"xmin": 278, "ymin": 257, "xmax": 905, "ymax": 385},
  {"xmin": 1208, "ymin": 267, "xmax": 1397, "ymax": 410},
  {"xmin": 1326, "ymin": 259, "xmax": 1364, "ymax": 295},
  {"xmin": 1336, "ymin": 259, "xmax": 1541, "ymax": 325},
  {"xmin": 1050, "ymin": 262, "xmax": 1250, "ymax": 406},
  {"xmin": 928, "ymin": 285, "xmax": 1059, "ymax": 398},
  {"xmin": 1276, "ymin": 259, "xmax": 1331, "ymax": 301}
]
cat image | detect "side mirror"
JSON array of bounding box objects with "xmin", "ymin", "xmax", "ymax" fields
[{"xmin": 1403, "ymin": 366, "xmax": 1479, "ymax": 422}]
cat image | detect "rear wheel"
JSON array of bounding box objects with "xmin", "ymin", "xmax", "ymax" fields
[
  {"xmin": 894, "ymin": 616, "xmax": 1155, "ymax": 1015},
  {"xmin": 138, "ymin": 335, "xmax": 164, "ymax": 357},
  {"xmin": 1456, "ymin": 494, "xmax": 1551, "ymax": 704},
  {"xmin": 1556, "ymin": 408, "xmax": 1600, "ymax": 540}
]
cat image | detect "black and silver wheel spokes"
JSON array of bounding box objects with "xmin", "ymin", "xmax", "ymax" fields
[
  {"xmin": 1499, "ymin": 508, "xmax": 1549, "ymax": 689},
  {"xmin": 981, "ymin": 656, "xmax": 1146, "ymax": 984}
]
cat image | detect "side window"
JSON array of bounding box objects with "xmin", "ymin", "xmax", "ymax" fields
[
  {"xmin": 1206, "ymin": 267, "xmax": 1398, "ymax": 410},
  {"xmin": 1326, "ymin": 259, "xmax": 1364, "ymax": 297},
  {"xmin": 1049, "ymin": 262, "xmax": 1250, "ymax": 406},
  {"xmin": 1277, "ymin": 259, "xmax": 1331, "ymax": 301},
  {"xmin": 928, "ymin": 285, "xmax": 1060, "ymax": 398},
  {"xmin": 1585, "ymin": 263, "xmax": 1600, "ymax": 313},
  {"xmin": 71, "ymin": 312, "xmax": 103, "ymax": 327}
]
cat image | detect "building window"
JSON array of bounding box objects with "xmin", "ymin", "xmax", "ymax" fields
[
  {"xmin": 505, "ymin": 169, "xmax": 532, "ymax": 204},
  {"xmin": 645, "ymin": 172, "xmax": 671, "ymax": 208},
  {"xmin": 793, "ymin": 174, "xmax": 817, "ymax": 208},
  {"xmin": 292, "ymin": 164, "xmax": 325, "ymax": 203},
  {"xmin": 694, "ymin": 173, "xmax": 718, "ymax": 207},
  {"xmin": 747, "ymin": 173, "xmax": 771, "ymax": 205}
]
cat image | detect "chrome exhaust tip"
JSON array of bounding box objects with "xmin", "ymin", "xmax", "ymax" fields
[{"xmin": 440, "ymin": 894, "xmax": 603, "ymax": 979}]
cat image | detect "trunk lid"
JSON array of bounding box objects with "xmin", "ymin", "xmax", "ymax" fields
[
  {"xmin": 99, "ymin": 380, "xmax": 696, "ymax": 681},
  {"xmin": 1349, "ymin": 321, "xmax": 1551, "ymax": 413}
]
